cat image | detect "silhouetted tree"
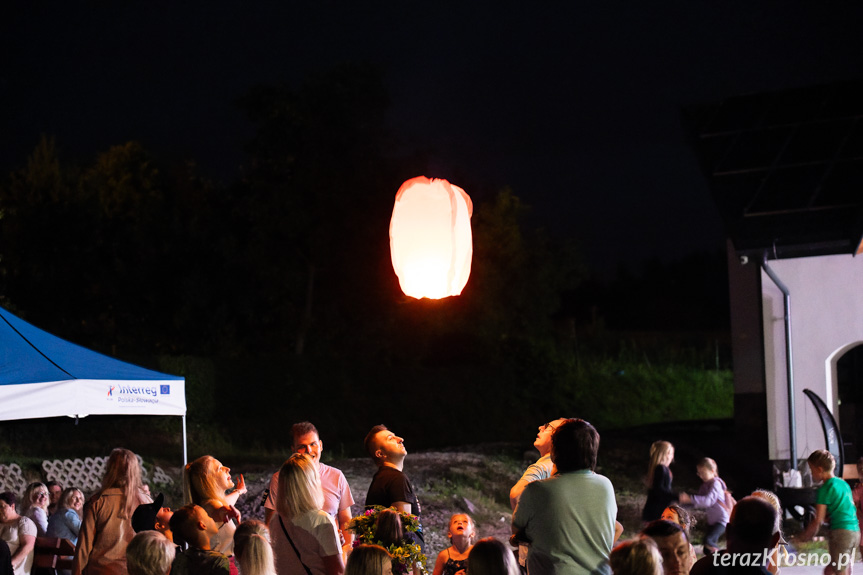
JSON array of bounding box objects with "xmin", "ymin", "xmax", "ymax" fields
[{"xmin": 236, "ymin": 62, "xmax": 397, "ymax": 356}]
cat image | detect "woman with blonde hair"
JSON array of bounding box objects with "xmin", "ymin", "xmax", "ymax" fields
[
  {"xmin": 47, "ymin": 487, "xmax": 84, "ymax": 545},
  {"xmin": 272, "ymin": 453, "xmax": 344, "ymax": 575},
  {"xmin": 183, "ymin": 455, "xmax": 246, "ymax": 554},
  {"xmin": 73, "ymin": 448, "xmax": 151, "ymax": 575},
  {"xmin": 751, "ymin": 489, "xmax": 788, "ymax": 574},
  {"xmin": 20, "ymin": 483, "xmax": 50, "ymax": 536},
  {"xmin": 233, "ymin": 520, "xmax": 276, "ymax": 575},
  {"xmin": 609, "ymin": 538, "xmax": 663, "ymax": 575},
  {"xmin": 346, "ymin": 545, "xmax": 393, "ymax": 575},
  {"xmin": 126, "ymin": 530, "xmax": 175, "ymax": 575},
  {"xmin": 642, "ymin": 441, "xmax": 677, "ymax": 522}
]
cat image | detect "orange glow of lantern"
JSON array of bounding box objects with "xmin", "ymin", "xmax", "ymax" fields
[{"xmin": 389, "ymin": 176, "xmax": 473, "ymax": 299}]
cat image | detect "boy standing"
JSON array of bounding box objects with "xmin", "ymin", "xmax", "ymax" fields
[
  {"xmin": 169, "ymin": 505, "xmax": 230, "ymax": 575},
  {"xmin": 793, "ymin": 450, "xmax": 860, "ymax": 575}
]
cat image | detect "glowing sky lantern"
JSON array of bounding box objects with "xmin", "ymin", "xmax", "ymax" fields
[{"xmin": 389, "ymin": 176, "xmax": 473, "ymax": 299}]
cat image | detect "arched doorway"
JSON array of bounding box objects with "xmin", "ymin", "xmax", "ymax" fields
[{"xmin": 837, "ymin": 343, "xmax": 863, "ymax": 462}]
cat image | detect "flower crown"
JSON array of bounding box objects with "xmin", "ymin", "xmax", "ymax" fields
[{"xmin": 348, "ymin": 506, "xmax": 427, "ymax": 574}]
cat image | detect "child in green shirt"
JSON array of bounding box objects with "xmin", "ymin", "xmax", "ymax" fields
[{"xmin": 793, "ymin": 450, "xmax": 860, "ymax": 575}]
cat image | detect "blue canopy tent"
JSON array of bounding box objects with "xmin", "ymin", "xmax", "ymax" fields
[{"xmin": 0, "ymin": 306, "xmax": 187, "ymax": 463}]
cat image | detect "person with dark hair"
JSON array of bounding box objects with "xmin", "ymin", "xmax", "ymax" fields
[
  {"xmin": 467, "ymin": 537, "xmax": 520, "ymax": 575},
  {"xmin": 512, "ymin": 419, "xmax": 618, "ymax": 575},
  {"xmin": 372, "ymin": 509, "xmax": 422, "ymax": 575},
  {"xmin": 748, "ymin": 490, "xmax": 786, "ymax": 575},
  {"xmin": 852, "ymin": 458, "xmax": 863, "ymax": 559},
  {"xmin": 0, "ymin": 492, "xmax": 36, "ymax": 575},
  {"xmin": 364, "ymin": 425, "xmax": 425, "ymax": 553},
  {"xmin": 169, "ymin": 505, "xmax": 230, "ymax": 575},
  {"xmin": 510, "ymin": 418, "xmax": 568, "ymax": 569},
  {"xmin": 374, "ymin": 509, "xmax": 405, "ymax": 549},
  {"xmin": 131, "ymin": 493, "xmax": 173, "ymax": 542},
  {"xmin": 659, "ymin": 506, "xmax": 697, "ymax": 568},
  {"xmin": 46, "ymin": 482, "xmax": 63, "ymax": 517},
  {"xmin": 346, "ymin": 545, "xmax": 393, "ymax": 575},
  {"xmin": 660, "ymin": 505, "xmax": 695, "ymax": 539},
  {"xmin": 0, "ymin": 539, "xmax": 12, "ymax": 575},
  {"xmin": 264, "ymin": 422, "xmax": 355, "ymax": 550},
  {"xmin": 689, "ymin": 497, "xmax": 780, "ymax": 575},
  {"xmin": 642, "ymin": 520, "xmax": 693, "ymax": 575}
]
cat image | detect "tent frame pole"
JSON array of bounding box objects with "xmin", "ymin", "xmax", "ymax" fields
[{"xmin": 182, "ymin": 415, "xmax": 188, "ymax": 466}]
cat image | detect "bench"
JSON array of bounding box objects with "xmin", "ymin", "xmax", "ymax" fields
[{"xmin": 33, "ymin": 536, "xmax": 75, "ymax": 575}]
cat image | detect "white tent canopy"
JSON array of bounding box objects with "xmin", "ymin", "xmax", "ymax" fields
[{"xmin": 0, "ymin": 306, "xmax": 187, "ymax": 462}]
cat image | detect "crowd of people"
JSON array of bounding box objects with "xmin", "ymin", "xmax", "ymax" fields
[
  {"xmin": 0, "ymin": 420, "xmax": 860, "ymax": 575},
  {"xmin": 632, "ymin": 441, "xmax": 862, "ymax": 575},
  {"xmin": 0, "ymin": 478, "xmax": 83, "ymax": 575}
]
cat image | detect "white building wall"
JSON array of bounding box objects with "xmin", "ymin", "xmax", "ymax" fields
[{"xmin": 762, "ymin": 254, "xmax": 863, "ymax": 462}]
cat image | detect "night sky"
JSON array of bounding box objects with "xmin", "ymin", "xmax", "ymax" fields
[{"xmin": 4, "ymin": 2, "xmax": 863, "ymax": 275}]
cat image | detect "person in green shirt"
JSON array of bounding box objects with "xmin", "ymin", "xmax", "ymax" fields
[{"xmin": 793, "ymin": 450, "xmax": 860, "ymax": 575}]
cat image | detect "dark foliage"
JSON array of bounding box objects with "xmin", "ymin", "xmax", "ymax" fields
[{"xmin": 0, "ymin": 66, "xmax": 731, "ymax": 457}]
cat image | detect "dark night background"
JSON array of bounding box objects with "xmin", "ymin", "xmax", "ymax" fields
[{"xmin": 1, "ymin": 2, "xmax": 862, "ymax": 455}]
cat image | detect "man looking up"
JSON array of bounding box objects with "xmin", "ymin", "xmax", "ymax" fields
[
  {"xmin": 169, "ymin": 505, "xmax": 229, "ymax": 575},
  {"xmin": 364, "ymin": 424, "xmax": 425, "ymax": 553},
  {"xmin": 510, "ymin": 418, "xmax": 567, "ymax": 570},
  {"xmin": 264, "ymin": 421, "xmax": 355, "ymax": 549},
  {"xmin": 512, "ymin": 419, "xmax": 619, "ymax": 575},
  {"xmin": 510, "ymin": 418, "xmax": 567, "ymax": 509}
]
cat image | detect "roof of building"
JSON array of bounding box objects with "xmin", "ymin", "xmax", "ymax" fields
[{"xmin": 689, "ymin": 79, "xmax": 863, "ymax": 259}]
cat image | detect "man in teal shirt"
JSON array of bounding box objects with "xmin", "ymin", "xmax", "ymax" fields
[{"xmin": 512, "ymin": 419, "xmax": 619, "ymax": 575}]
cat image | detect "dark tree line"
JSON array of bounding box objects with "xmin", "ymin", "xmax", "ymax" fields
[
  {"xmin": 0, "ymin": 64, "xmax": 584, "ymax": 372},
  {"xmin": 0, "ymin": 64, "xmax": 736, "ymax": 454}
]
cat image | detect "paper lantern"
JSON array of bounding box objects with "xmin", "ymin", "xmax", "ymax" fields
[{"xmin": 389, "ymin": 176, "xmax": 473, "ymax": 299}]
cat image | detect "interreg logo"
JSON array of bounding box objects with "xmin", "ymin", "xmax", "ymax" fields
[
  {"xmin": 114, "ymin": 384, "xmax": 160, "ymax": 405},
  {"xmin": 107, "ymin": 385, "xmax": 115, "ymax": 397}
]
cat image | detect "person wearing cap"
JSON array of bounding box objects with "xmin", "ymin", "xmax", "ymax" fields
[{"xmin": 132, "ymin": 494, "xmax": 174, "ymax": 542}]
